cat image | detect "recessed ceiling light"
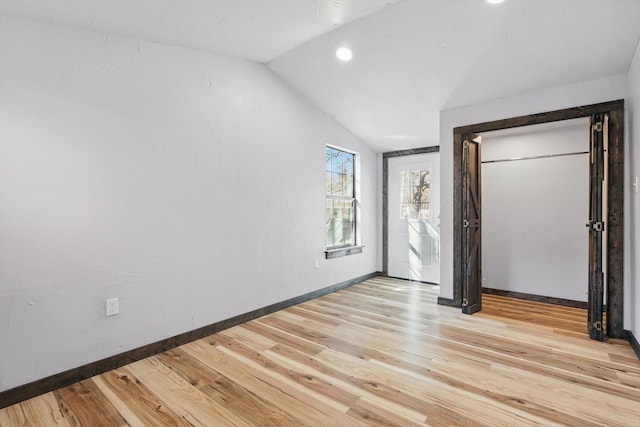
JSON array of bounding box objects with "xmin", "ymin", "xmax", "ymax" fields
[
  {"xmin": 336, "ymin": 47, "xmax": 353, "ymax": 62},
  {"xmin": 486, "ymin": 0, "xmax": 505, "ymax": 4}
]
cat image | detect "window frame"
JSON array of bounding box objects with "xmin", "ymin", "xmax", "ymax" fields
[{"xmin": 325, "ymin": 145, "xmax": 362, "ymax": 258}]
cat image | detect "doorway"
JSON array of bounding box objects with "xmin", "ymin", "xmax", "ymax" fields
[
  {"xmin": 481, "ymin": 119, "xmax": 590, "ymax": 304},
  {"xmin": 452, "ymin": 100, "xmax": 624, "ymax": 340},
  {"xmin": 383, "ymin": 147, "xmax": 440, "ymax": 283}
]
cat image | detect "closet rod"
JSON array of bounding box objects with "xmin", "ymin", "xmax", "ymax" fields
[{"xmin": 481, "ymin": 150, "xmax": 589, "ymax": 164}]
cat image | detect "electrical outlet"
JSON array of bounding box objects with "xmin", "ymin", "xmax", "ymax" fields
[
  {"xmin": 106, "ymin": 297, "xmax": 119, "ymax": 316},
  {"xmin": 314, "ymin": 258, "xmax": 320, "ymax": 269}
]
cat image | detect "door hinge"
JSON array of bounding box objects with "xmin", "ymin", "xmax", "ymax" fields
[
  {"xmin": 463, "ymin": 219, "xmax": 469, "ymax": 228},
  {"xmin": 585, "ymin": 221, "xmax": 605, "ymax": 232},
  {"xmin": 462, "ymin": 298, "xmax": 469, "ymax": 307},
  {"xmin": 592, "ymin": 321, "xmax": 602, "ymax": 331},
  {"xmin": 592, "ymin": 122, "xmax": 603, "ymax": 132}
]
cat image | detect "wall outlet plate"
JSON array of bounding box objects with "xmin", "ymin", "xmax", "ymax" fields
[{"xmin": 106, "ymin": 297, "xmax": 119, "ymax": 316}]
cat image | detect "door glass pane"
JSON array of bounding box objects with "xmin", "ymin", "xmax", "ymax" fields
[{"xmin": 400, "ymin": 169, "xmax": 430, "ymax": 220}]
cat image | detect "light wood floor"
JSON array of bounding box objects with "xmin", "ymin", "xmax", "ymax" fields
[{"xmin": 1, "ymin": 277, "xmax": 639, "ymax": 426}]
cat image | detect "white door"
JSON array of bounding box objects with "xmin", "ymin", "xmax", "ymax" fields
[{"xmin": 388, "ymin": 153, "xmax": 440, "ymax": 283}]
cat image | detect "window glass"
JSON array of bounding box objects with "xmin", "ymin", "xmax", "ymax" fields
[{"xmin": 326, "ymin": 147, "xmax": 356, "ymax": 248}]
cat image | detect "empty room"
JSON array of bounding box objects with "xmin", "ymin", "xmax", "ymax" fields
[{"xmin": 1, "ymin": 0, "xmax": 640, "ymax": 425}]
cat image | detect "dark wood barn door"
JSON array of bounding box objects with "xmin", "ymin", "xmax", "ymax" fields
[
  {"xmin": 462, "ymin": 137, "xmax": 482, "ymax": 314},
  {"xmin": 587, "ymin": 113, "xmax": 606, "ymax": 341}
]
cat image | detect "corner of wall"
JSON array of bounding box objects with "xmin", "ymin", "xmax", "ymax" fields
[{"xmin": 625, "ymin": 37, "xmax": 640, "ymax": 337}]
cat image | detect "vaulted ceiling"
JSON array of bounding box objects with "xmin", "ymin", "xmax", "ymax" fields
[{"xmin": 2, "ymin": 0, "xmax": 639, "ymax": 153}]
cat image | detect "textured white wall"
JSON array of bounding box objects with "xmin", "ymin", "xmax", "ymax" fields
[
  {"xmin": 0, "ymin": 17, "xmax": 378, "ymax": 391},
  {"xmin": 439, "ymin": 74, "xmax": 628, "ymax": 310},
  {"xmin": 626, "ymin": 40, "xmax": 640, "ymax": 339},
  {"xmin": 481, "ymin": 119, "xmax": 589, "ymax": 302}
]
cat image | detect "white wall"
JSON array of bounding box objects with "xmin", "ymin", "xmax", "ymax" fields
[
  {"xmin": 626, "ymin": 40, "xmax": 640, "ymax": 338},
  {"xmin": 439, "ymin": 74, "xmax": 628, "ymax": 312},
  {"xmin": 0, "ymin": 17, "xmax": 378, "ymax": 391},
  {"xmin": 481, "ymin": 119, "xmax": 589, "ymax": 301}
]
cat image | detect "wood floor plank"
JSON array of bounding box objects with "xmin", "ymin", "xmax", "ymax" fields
[
  {"xmin": 1, "ymin": 278, "xmax": 639, "ymax": 426},
  {"xmin": 315, "ymin": 347, "xmax": 562, "ymax": 427},
  {"xmin": 92, "ymin": 367, "xmax": 189, "ymax": 427},
  {"xmin": 287, "ymin": 305, "xmax": 345, "ymax": 327},
  {"xmin": 156, "ymin": 348, "xmax": 304, "ymax": 427},
  {"xmin": 486, "ymin": 362, "xmax": 640, "ymax": 426},
  {"xmin": 0, "ymin": 406, "xmax": 12, "ymax": 427},
  {"xmin": 214, "ymin": 345, "xmax": 369, "ymax": 425},
  {"xmin": 209, "ymin": 333, "xmax": 362, "ymax": 411},
  {"xmin": 1, "ymin": 391, "xmax": 71, "ymax": 427},
  {"xmin": 265, "ymin": 344, "xmax": 430, "ymax": 425},
  {"xmin": 181, "ymin": 339, "xmax": 360, "ymax": 426},
  {"xmin": 54, "ymin": 379, "xmax": 128, "ymax": 427},
  {"xmin": 127, "ymin": 356, "xmax": 239, "ymax": 427},
  {"xmin": 345, "ymin": 397, "xmax": 430, "ymax": 427},
  {"xmin": 15, "ymin": 392, "xmax": 71, "ymax": 427},
  {"xmin": 240, "ymin": 319, "xmax": 326, "ymax": 356}
]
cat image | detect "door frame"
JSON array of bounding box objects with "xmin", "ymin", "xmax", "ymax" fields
[
  {"xmin": 383, "ymin": 146, "xmax": 440, "ymax": 277},
  {"xmin": 452, "ymin": 99, "xmax": 624, "ymax": 338}
]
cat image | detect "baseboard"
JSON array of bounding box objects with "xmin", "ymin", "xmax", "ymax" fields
[
  {"xmin": 0, "ymin": 271, "xmax": 380, "ymax": 409},
  {"xmin": 623, "ymin": 330, "xmax": 640, "ymax": 360},
  {"xmin": 437, "ymin": 297, "xmax": 459, "ymax": 307},
  {"xmin": 482, "ymin": 287, "xmax": 587, "ymax": 309}
]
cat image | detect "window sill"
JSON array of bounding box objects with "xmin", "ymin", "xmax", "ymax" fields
[{"xmin": 325, "ymin": 245, "xmax": 364, "ymax": 259}]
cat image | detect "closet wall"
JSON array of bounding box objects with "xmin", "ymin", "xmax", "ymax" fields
[{"xmin": 481, "ymin": 118, "xmax": 590, "ymax": 301}]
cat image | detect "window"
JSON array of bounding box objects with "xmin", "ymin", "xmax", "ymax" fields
[
  {"xmin": 326, "ymin": 146, "xmax": 356, "ymax": 248},
  {"xmin": 400, "ymin": 169, "xmax": 430, "ymax": 219}
]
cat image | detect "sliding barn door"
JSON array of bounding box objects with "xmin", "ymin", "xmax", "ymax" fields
[
  {"xmin": 462, "ymin": 138, "xmax": 482, "ymax": 314},
  {"xmin": 587, "ymin": 114, "xmax": 606, "ymax": 341}
]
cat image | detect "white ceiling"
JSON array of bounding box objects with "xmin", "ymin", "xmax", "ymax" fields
[
  {"xmin": 269, "ymin": 0, "xmax": 640, "ymax": 151},
  {"xmin": 1, "ymin": 0, "xmax": 640, "ymax": 153},
  {"xmin": 0, "ymin": 0, "xmax": 398, "ymax": 62}
]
